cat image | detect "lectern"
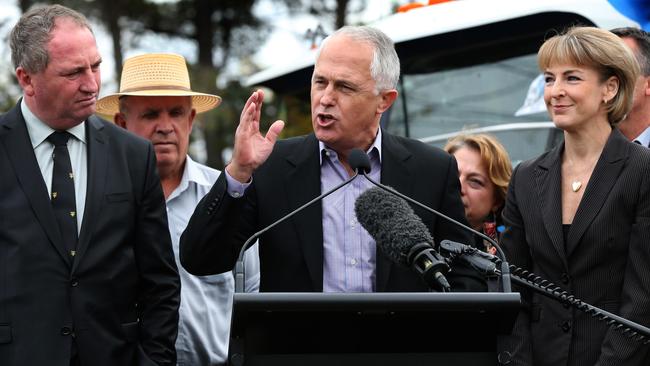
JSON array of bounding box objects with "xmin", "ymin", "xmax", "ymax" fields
[{"xmin": 228, "ymin": 292, "xmax": 520, "ymax": 366}]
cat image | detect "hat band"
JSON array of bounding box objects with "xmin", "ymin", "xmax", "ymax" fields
[{"xmin": 120, "ymin": 85, "xmax": 193, "ymax": 93}]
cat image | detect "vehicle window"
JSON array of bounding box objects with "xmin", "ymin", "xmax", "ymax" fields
[{"xmin": 386, "ymin": 53, "xmax": 556, "ymax": 163}]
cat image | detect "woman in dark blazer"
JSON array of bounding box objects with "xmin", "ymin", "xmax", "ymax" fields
[{"xmin": 498, "ymin": 26, "xmax": 650, "ymax": 365}]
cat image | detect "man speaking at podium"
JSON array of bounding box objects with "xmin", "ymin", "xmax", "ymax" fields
[{"xmin": 180, "ymin": 25, "xmax": 485, "ymax": 293}]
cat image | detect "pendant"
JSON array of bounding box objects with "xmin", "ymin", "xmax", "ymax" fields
[{"xmin": 571, "ymin": 181, "xmax": 582, "ymax": 192}]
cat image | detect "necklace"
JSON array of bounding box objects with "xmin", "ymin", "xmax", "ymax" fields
[{"xmin": 571, "ymin": 181, "xmax": 582, "ymax": 192}]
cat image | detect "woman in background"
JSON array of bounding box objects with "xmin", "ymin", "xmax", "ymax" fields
[
  {"xmin": 497, "ymin": 26, "xmax": 650, "ymax": 365},
  {"xmin": 444, "ymin": 134, "xmax": 512, "ymax": 253}
]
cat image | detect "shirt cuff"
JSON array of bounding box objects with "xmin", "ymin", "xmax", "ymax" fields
[{"xmin": 225, "ymin": 168, "xmax": 251, "ymax": 198}]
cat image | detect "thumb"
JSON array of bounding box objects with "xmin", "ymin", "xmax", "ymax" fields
[{"xmin": 265, "ymin": 120, "xmax": 285, "ymax": 144}]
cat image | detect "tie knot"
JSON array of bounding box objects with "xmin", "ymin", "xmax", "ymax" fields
[{"xmin": 47, "ymin": 131, "xmax": 72, "ymax": 147}]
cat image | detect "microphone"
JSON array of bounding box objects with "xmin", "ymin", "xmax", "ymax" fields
[
  {"xmin": 233, "ymin": 150, "xmax": 370, "ymax": 292},
  {"xmin": 348, "ymin": 148, "xmax": 512, "ymax": 292},
  {"xmin": 355, "ymin": 186, "xmax": 451, "ymax": 292},
  {"xmin": 348, "ymin": 148, "xmax": 371, "ymax": 174},
  {"xmin": 440, "ymin": 240, "xmax": 498, "ymax": 276}
]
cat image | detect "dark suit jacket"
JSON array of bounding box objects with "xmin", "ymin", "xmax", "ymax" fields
[
  {"xmin": 180, "ymin": 131, "xmax": 485, "ymax": 292},
  {"xmin": 0, "ymin": 104, "xmax": 180, "ymax": 366},
  {"xmin": 498, "ymin": 129, "xmax": 650, "ymax": 365}
]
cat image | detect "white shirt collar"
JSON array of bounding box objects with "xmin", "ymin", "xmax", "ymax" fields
[
  {"xmin": 21, "ymin": 98, "xmax": 86, "ymax": 148},
  {"xmin": 633, "ymin": 125, "xmax": 650, "ymax": 147},
  {"xmin": 167, "ymin": 155, "xmax": 213, "ymax": 202}
]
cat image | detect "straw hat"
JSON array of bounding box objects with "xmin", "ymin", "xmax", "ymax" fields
[{"xmin": 96, "ymin": 53, "xmax": 221, "ymax": 116}]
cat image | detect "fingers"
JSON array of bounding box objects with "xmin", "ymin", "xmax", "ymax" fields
[
  {"xmin": 240, "ymin": 89, "xmax": 264, "ymax": 128},
  {"xmin": 265, "ymin": 120, "xmax": 285, "ymax": 144}
]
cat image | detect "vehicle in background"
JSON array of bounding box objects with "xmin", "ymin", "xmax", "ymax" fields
[{"xmin": 246, "ymin": 0, "xmax": 639, "ymax": 165}]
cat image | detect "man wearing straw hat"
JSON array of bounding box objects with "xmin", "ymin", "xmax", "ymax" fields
[
  {"xmin": 0, "ymin": 5, "xmax": 180, "ymax": 366},
  {"xmin": 97, "ymin": 53, "xmax": 260, "ymax": 366}
]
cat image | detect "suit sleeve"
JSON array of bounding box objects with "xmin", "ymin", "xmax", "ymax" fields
[
  {"xmin": 496, "ymin": 164, "xmax": 533, "ymax": 365},
  {"xmin": 180, "ymin": 172, "xmax": 257, "ymax": 276},
  {"xmin": 596, "ymin": 159, "xmax": 650, "ymax": 365},
  {"xmin": 136, "ymin": 144, "xmax": 181, "ymax": 366},
  {"xmin": 435, "ymin": 154, "xmax": 487, "ymax": 292}
]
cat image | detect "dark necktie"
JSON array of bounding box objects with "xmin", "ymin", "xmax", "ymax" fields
[{"xmin": 48, "ymin": 131, "xmax": 78, "ymax": 258}]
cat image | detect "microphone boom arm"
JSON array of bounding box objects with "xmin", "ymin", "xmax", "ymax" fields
[
  {"xmin": 234, "ymin": 172, "xmax": 360, "ymax": 292},
  {"xmin": 360, "ymin": 171, "xmax": 512, "ymax": 292}
]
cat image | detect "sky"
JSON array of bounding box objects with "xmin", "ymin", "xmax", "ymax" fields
[{"xmin": 0, "ymin": 0, "xmax": 395, "ymax": 97}]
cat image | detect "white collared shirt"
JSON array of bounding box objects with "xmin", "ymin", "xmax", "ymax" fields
[
  {"xmin": 22, "ymin": 99, "xmax": 88, "ymax": 234},
  {"xmin": 633, "ymin": 125, "xmax": 650, "ymax": 148},
  {"xmin": 167, "ymin": 156, "xmax": 260, "ymax": 366}
]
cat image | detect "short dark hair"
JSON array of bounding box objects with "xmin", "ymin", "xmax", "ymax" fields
[{"xmin": 611, "ymin": 27, "xmax": 650, "ymax": 76}]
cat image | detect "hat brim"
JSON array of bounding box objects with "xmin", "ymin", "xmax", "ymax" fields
[{"xmin": 96, "ymin": 90, "xmax": 222, "ymax": 116}]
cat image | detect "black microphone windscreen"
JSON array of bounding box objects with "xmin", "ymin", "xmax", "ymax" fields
[
  {"xmin": 348, "ymin": 148, "xmax": 371, "ymax": 174},
  {"xmin": 355, "ymin": 186, "xmax": 433, "ymax": 266}
]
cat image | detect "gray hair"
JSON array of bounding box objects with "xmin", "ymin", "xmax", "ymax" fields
[
  {"xmin": 10, "ymin": 4, "xmax": 93, "ymax": 73},
  {"xmin": 317, "ymin": 25, "xmax": 400, "ymax": 93}
]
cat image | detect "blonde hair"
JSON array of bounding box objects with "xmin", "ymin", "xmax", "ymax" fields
[
  {"xmin": 538, "ymin": 26, "xmax": 640, "ymax": 124},
  {"xmin": 444, "ymin": 134, "xmax": 512, "ymax": 208}
]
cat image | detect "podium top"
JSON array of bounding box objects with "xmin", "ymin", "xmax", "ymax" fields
[{"xmin": 233, "ymin": 292, "xmax": 520, "ymax": 312}]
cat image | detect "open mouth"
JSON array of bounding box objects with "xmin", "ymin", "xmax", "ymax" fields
[{"xmin": 317, "ymin": 113, "xmax": 336, "ymax": 126}]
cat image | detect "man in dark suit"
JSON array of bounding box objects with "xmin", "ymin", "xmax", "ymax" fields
[
  {"xmin": 180, "ymin": 26, "xmax": 485, "ymax": 292},
  {"xmin": 612, "ymin": 27, "xmax": 650, "ymax": 146},
  {"xmin": 0, "ymin": 5, "xmax": 180, "ymax": 366}
]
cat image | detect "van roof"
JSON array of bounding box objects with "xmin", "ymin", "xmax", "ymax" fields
[{"xmin": 245, "ymin": 0, "xmax": 638, "ymax": 88}]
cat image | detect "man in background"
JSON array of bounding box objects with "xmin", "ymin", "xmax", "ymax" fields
[
  {"xmin": 612, "ymin": 27, "xmax": 650, "ymax": 145},
  {"xmin": 97, "ymin": 53, "xmax": 259, "ymax": 366},
  {"xmin": 0, "ymin": 5, "xmax": 180, "ymax": 366}
]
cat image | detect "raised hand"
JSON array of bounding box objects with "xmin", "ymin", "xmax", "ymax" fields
[{"xmin": 226, "ymin": 89, "xmax": 285, "ymax": 183}]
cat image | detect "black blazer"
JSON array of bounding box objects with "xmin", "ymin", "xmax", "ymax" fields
[
  {"xmin": 0, "ymin": 104, "xmax": 180, "ymax": 366},
  {"xmin": 498, "ymin": 129, "xmax": 650, "ymax": 365},
  {"xmin": 181, "ymin": 131, "xmax": 485, "ymax": 292}
]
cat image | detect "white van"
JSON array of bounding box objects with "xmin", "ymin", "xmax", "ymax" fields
[{"xmin": 246, "ymin": 0, "xmax": 639, "ymax": 164}]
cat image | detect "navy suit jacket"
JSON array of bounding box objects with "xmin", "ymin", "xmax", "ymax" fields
[
  {"xmin": 181, "ymin": 131, "xmax": 485, "ymax": 292},
  {"xmin": 0, "ymin": 103, "xmax": 180, "ymax": 366}
]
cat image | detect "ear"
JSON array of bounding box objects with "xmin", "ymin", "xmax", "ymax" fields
[
  {"xmin": 377, "ymin": 89, "xmax": 398, "ymax": 114},
  {"xmin": 603, "ymin": 75, "xmax": 619, "ymax": 102},
  {"xmin": 15, "ymin": 67, "xmax": 35, "ymax": 96},
  {"xmin": 114, "ymin": 113, "xmax": 127, "ymax": 129},
  {"xmin": 644, "ymin": 76, "xmax": 650, "ymax": 97}
]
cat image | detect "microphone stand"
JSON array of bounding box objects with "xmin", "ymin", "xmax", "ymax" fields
[
  {"xmin": 359, "ymin": 171, "xmax": 512, "ymax": 293},
  {"xmin": 234, "ymin": 171, "xmax": 361, "ymax": 293}
]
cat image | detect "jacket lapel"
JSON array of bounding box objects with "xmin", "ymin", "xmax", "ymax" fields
[
  {"xmin": 566, "ymin": 129, "xmax": 627, "ymax": 257},
  {"xmin": 72, "ymin": 116, "xmax": 108, "ymax": 272},
  {"xmin": 535, "ymin": 143, "xmax": 569, "ymax": 268},
  {"xmin": 0, "ymin": 104, "xmax": 72, "ymax": 268},
  {"xmin": 284, "ymin": 134, "xmax": 324, "ymax": 291},
  {"xmin": 376, "ymin": 132, "xmax": 413, "ymax": 291}
]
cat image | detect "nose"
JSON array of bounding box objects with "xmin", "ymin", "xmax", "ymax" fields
[
  {"xmin": 549, "ymin": 81, "xmax": 566, "ymax": 99},
  {"xmin": 319, "ymin": 84, "xmax": 336, "ymax": 107},
  {"xmin": 459, "ymin": 177, "xmax": 467, "ymax": 196},
  {"xmin": 79, "ymin": 69, "xmax": 99, "ymax": 95},
  {"xmin": 156, "ymin": 114, "xmax": 174, "ymax": 135}
]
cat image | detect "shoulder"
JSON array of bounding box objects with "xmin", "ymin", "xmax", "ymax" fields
[
  {"xmin": 383, "ymin": 131, "xmax": 453, "ymax": 166},
  {"xmin": 186, "ymin": 156, "xmax": 221, "ymax": 185},
  {"xmin": 89, "ymin": 115, "xmax": 151, "ymax": 146}
]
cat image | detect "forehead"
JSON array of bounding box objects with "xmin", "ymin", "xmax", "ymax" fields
[
  {"xmin": 621, "ymin": 37, "xmax": 640, "ymax": 53},
  {"xmin": 47, "ymin": 19, "xmax": 98, "ymax": 63},
  {"xmin": 544, "ymin": 62, "xmax": 594, "ymax": 74},
  {"xmin": 314, "ymin": 35, "xmax": 373, "ymax": 79},
  {"xmin": 125, "ymin": 95, "xmax": 192, "ymax": 110},
  {"xmin": 454, "ymin": 146, "xmax": 486, "ymax": 170}
]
